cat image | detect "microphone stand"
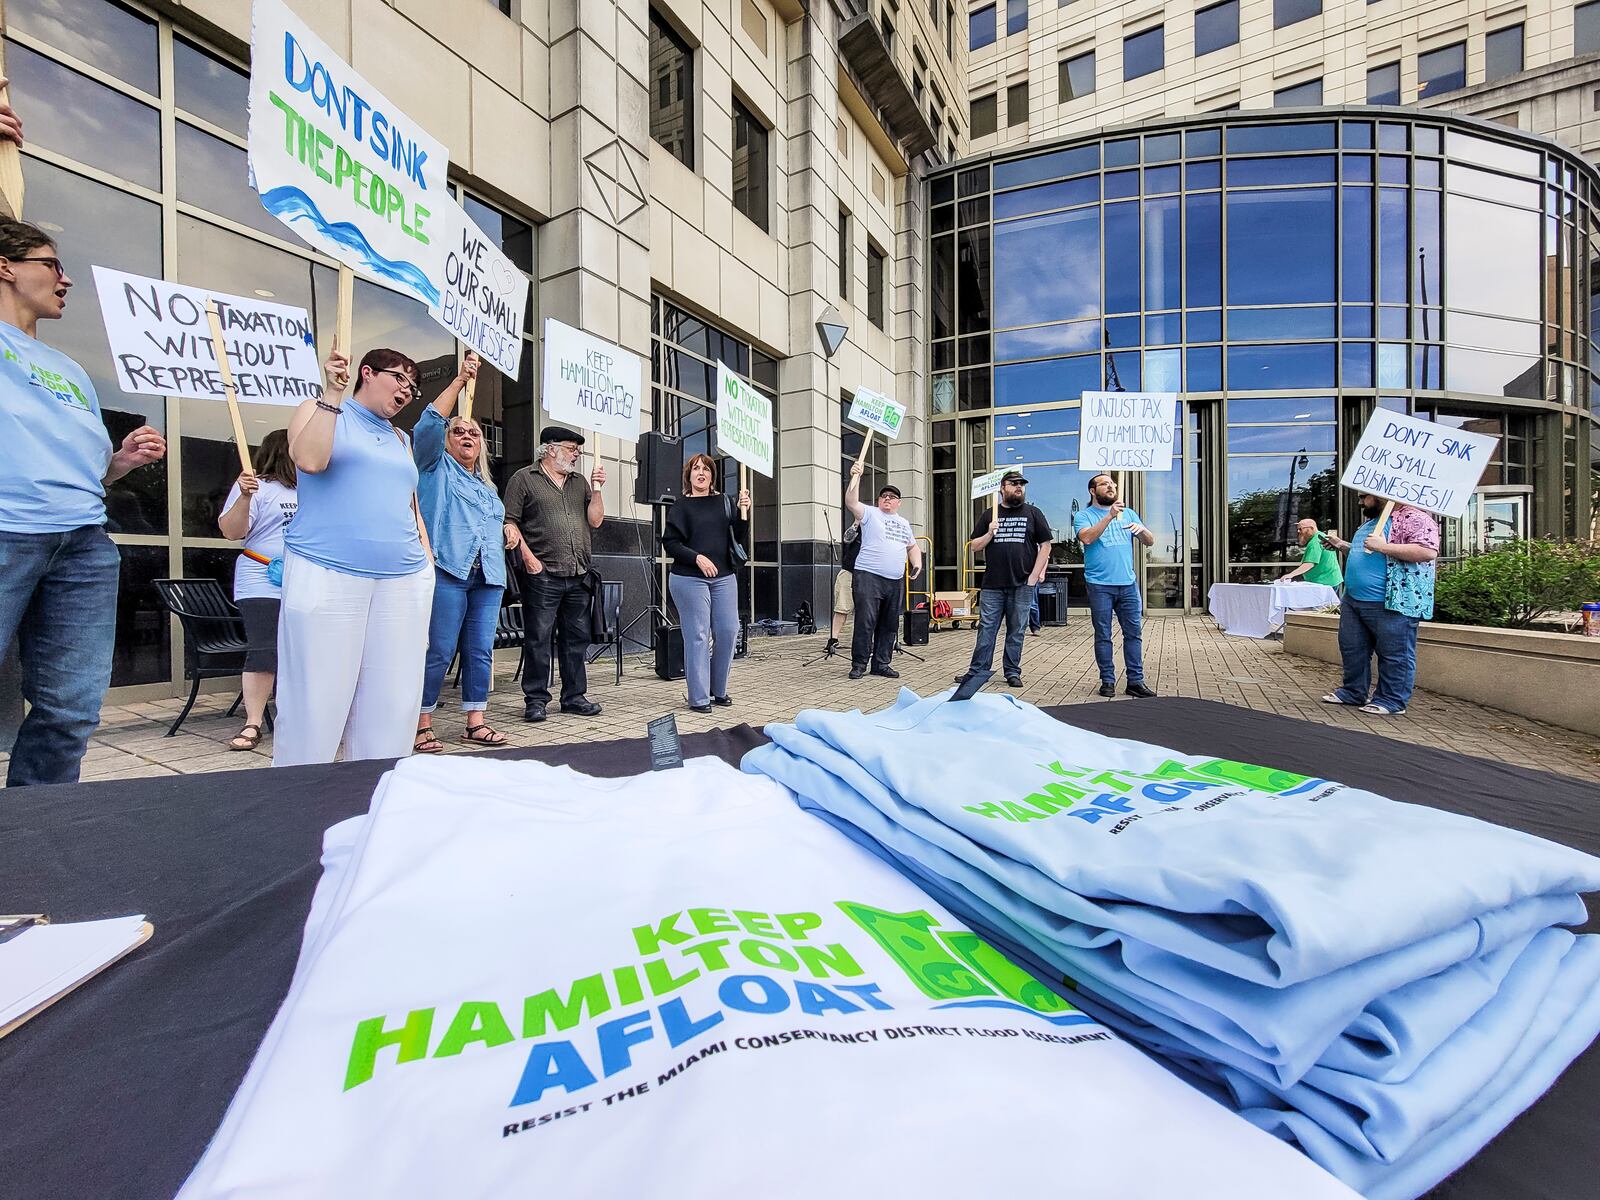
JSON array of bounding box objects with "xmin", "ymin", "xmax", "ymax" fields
[{"xmin": 804, "ymin": 508, "xmax": 844, "ymax": 667}]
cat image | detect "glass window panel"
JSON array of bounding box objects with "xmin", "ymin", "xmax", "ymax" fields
[
  {"xmin": 1186, "ymin": 128, "xmax": 1222, "ymax": 156},
  {"xmin": 463, "ymin": 194, "xmax": 534, "ymax": 273},
  {"xmin": 1446, "ymin": 193, "xmax": 1540, "ymax": 319},
  {"xmin": 1445, "ymin": 348, "xmax": 1542, "ymax": 398},
  {"xmin": 1342, "ymin": 186, "xmax": 1373, "ymax": 302},
  {"xmin": 111, "ymin": 544, "xmax": 170, "ymax": 686},
  {"xmin": 932, "ymin": 205, "xmax": 954, "ymax": 234},
  {"xmin": 1416, "ymin": 127, "xmax": 1442, "ymax": 154},
  {"xmin": 995, "ymin": 356, "xmax": 1101, "ymax": 406},
  {"xmin": 995, "ymin": 408, "xmax": 1080, "ymax": 436},
  {"xmin": 1145, "ymin": 311, "xmax": 1182, "ymax": 344},
  {"xmin": 1580, "ymin": 3, "xmax": 1600, "ymax": 55},
  {"xmin": 1144, "ymin": 165, "xmax": 1180, "ymax": 194},
  {"xmin": 932, "ymin": 371, "xmax": 956, "ymax": 412},
  {"xmin": 1227, "ymin": 156, "xmax": 1334, "ymax": 187},
  {"xmin": 1379, "ymin": 187, "xmax": 1409, "ymax": 305},
  {"xmin": 1274, "ymin": 0, "xmax": 1321, "ymax": 29},
  {"xmin": 1104, "ymin": 314, "xmax": 1140, "ymax": 347},
  {"xmin": 1123, "ymin": 26, "xmax": 1164, "ymax": 82},
  {"xmin": 1447, "ymin": 312, "xmax": 1541, "ymax": 355},
  {"xmin": 1415, "ymin": 159, "xmax": 1441, "ymax": 189},
  {"xmin": 1226, "ymin": 189, "xmax": 1335, "ymax": 304},
  {"xmin": 959, "ymin": 333, "xmax": 988, "ymax": 365},
  {"xmin": 1143, "ymin": 197, "xmax": 1181, "ymax": 312},
  {"xmin": 997, "ymin": 434, "xmax": 1078, "ymax": 463},
  {"xmin": 1413, "ymin": 345, "xmax": 1441, "ymax": 389},
  {"xmin": 1342, "ymin": 342, "xmax": 1374, "ymax": 387},
  {"xmin": 1105, "ymin": 170, "xmax": 1140, "ymax": 200},
  {"xmin": 1378, "ymin": 342, "xmax": 1408, "ymax": 387},
  {"xmin": 993, "ymin": 145, "xmax": 1098, "ymax": 189},
  {"xmin": 931, "ymin": 236, "xmax": 954, "ymax": 340},
  {"xmin": 969, "ymin": 4, "xmax": 996, "ymax": 50},
  {"xmin": 1226, "ymin": 454, "xmax": 1338, "ymax": 562},
  {"xmin": 1226, "ymin": 343, "xmax": 1336, "ymax": 388},
  {"xmin": 1006, "ymin": 0, "xmax": 1027, "ymax": 35},
  {"xmin": 1227, "ymin": 306, "xmax": 1335, "ymax": 339},
  {"xmin": 1343, "ymin": 155, "xmax": 1373, "ymax": 183},
  {"xmin": 1381, "ymin": 125, "xmax": 1409, "ymax": 150},
  {"xmin": 1145, "ymin": 133, "xmax": 1182, "ymax": 163},
  {"xmin": 995, "ymin": 319, "xmax": 1099, "ymax": 361},
  {"xmin": 1006, "ymin": 81, "xmax": 1028, "ymax": 127},
  {"xmin": 1227, "ymin": 396, "xmax": 1333, "ymax": 423},
  {"xmin": 731, "ymin": 98, "xmax": 769, "ymax": 232},
  {"xmin": 1105, "ymin": 138, "xmax": 1140, "ymax": 167},
  {"xmin": 1342, "ymin": 305, "xmax": 1374, "ymax": 336},
  {"xmin": 1486, "ymin": 25, "xmax": 1524, "ymax": 84},
  {"xmin": 993, "ymin": 175, "xmax": 1097, "ymax": 219},
  {"xmin": 1107, "ymin": 352, "xmax": 1141, "ymax": 390},
  {"xmin": 1367, "ymin": 63, "xmax": 1400, "ymax": 105},
  {"xmin": 1449, "ymin": 164, "xmax": 1541, "ymax": 209},
  {"xmin": 174, "ymin": 37, "xmax": 247, "ymax": 136},
  {"xmin": 1274, "ymin": 79, "xmax": 1323, "ymax": 108},
  {"xmin": 1144, "ymin": 348, "xmax": 1182, "ymax": 390},
  {"xmin": 1228, "ymin": 424, "xmax": 1336, "ymax": 453},
  {"xmin": 1379, "ymin": 306, "xmax": 1409, "ymax": 338},
  {"xmin": 1104, "ymin": 202, "xmax": 1140, "ymax": 314},
  {"xmin": 11, "ymin": 0, "xmax": 158, "ymax": 92},
  {"xmin": 1379, "ymin": 156, "xmax": 1409, "ymax": 185},
  {"xmin": 1184, "ymin": 192, "xmax": 1223, "ymax": 311},
  {"xmin": 1187, "ymin": 346, "xmax": 1223, "ymax": 389},
  {"xmin": 1414, "ymin": 189, "xmax": 1441, "ymax": 306},
  {"xmin": 969, "ymin": 94, "xmax": 998, "ymax": 139},
  {"xmin": 176, "ymin": 123, "xmax": 306, "ymax": 243},
  {"xmin": 1446, "ymin": 131, "xmax": 1541, "ymax": 177},
  {"xmin": 7, "ymin": 43, "xmax": 159, "ymax": 188},
  {"xmin": 1227, "ymin": 123, "xmax": 1335, "ymax": 153},
  {"xmin": 958, "ymin": 196, "xmax": 989, "ymax": 226},
  {"xmin": 1344, "ymin": 122, "xmax": 1374, "ymax": 149},
  {"xmin": 932, "ymin": 176, "xmax": 955, "ymax": 205},
  {"xmin": 1418, "ymin": 43, "xmax": 1466, "ymax": 99},
  {"xmin": 995, "ymin": 208, "xmax": 1099, "ymax": 327},
  {"xmin": 958, "ymin": 228, "xmax": 991, "ymax": 333},
  {"xmin": 1058, "ymin": 50, "xmax": 1096, "ymax": 103},
  {"xmin": 959, "ymin": 367, "xmax": 991, "ymax": 410},
  {"xmin": 1186, "ymin": 160, "xmax": 1221, "ymax": 189},
  {"xmin": 1187, "ymin": 309, "xmax": 1223, "ymax": 341},
  {"xmin": 1195, "ymin": 0, "xmax": 1240, "ymax": 56},
  {"xmin": 180, "ymin": 396, "xmax": 301, "ymax": 538}
]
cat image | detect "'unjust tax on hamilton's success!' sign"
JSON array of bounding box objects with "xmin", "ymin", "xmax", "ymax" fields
[
  {"xmin": 1079, "ymin": 391, "xmax": 1179, "ymax": 473},
  {"xmin": 247, "ymin": 0, "xmax": 448, "ymax": 309},
  {"xmin": 1339, "ymin": 410, "xmax": 1498, "ymax": 520},
  {"xmin": 541, "ymin": 319, "xmax": 643, "ymax": 442}
]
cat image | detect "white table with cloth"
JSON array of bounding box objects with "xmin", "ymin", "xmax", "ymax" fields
[{"xmin": 1208, "ymin": 582, "xmax": 1342, "ymax": 638}]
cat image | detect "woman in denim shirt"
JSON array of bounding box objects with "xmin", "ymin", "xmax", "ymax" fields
[{"xmin": 413, "ymin": 353, "xmax": 513, "ymax": 751}]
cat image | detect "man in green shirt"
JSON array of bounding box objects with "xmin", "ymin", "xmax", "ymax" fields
[{"xmin": 1281, "ymin": 518, "xmax": 1343, "ymax": 588}]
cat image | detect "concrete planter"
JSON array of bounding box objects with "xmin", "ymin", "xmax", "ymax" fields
[{"xmin": 1283, "ymin": 612, "xmax": 1600, "ymax": 735}]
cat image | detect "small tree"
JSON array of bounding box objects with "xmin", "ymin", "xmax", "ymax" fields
[{"xmin": 1433, "ymin": 539, "xmax": 1600, "ymax": 629}]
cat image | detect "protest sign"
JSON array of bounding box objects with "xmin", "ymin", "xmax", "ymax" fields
[
  {"xmin": 1339, "ymin": 409, "xmax": 1498, "ymax": 520},
  {"xmin": 970, "ymin": 467, "xmax": 1007, "ymax": 500},
  {"xmin": 847, "ymin": 387, "xmax": 906, "ymax": 440},
  {"xmin": 247, "ymin": 0, "xmax": 448, "ymax": 309},
  {"xmin": 1079, "ymin": 391, "xmax": 1179, "ymax": 473},
  {"xmin": 715, "ymin": 362, "xmax": 773, "ymax": 478},
  {"xmin": 541, "ymin": 318, "xmax": 643, "ymax": 442},
  {"xmin": 92, "ymin": 266, "xmax": 321, "ymax": 406},
  {"xmin": 428, "ymin": 195, "xmax": 528, "ymax": 380}
]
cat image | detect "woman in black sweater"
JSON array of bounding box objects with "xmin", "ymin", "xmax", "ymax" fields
[{"xmin": 662, "ymin": 453, "xmax": 750, "ymax": 712}]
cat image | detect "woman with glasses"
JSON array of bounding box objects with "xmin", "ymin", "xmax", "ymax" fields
[
  {"xmin": 411, "ymin": 351, "xmax": 514, "ymax": 753},
  {"xmin": 661, "ymin": 453, "xmax": 749, "ymax": 713},
  {"xmin": 273, "ymin": 345, "xmax": 435, "ymax": 766},
  {"xmin": 0, "ymin": 218, "xmax": 166, "ymax": 786},
  {"xmin": 216, "ymin": 428, "xmax": 298, "ymax": 752}
]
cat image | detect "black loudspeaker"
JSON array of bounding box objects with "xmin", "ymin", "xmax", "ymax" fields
[
  {"xmin": 654, "ymin": 624, "xmax": 685, "ymax": 681},
  {"xmin": 634, "ymin": 431, "xmax": 684, "ymax": 505},
  {"xmin": 903, "ymin": 609, "xmax": 931, "ymax": 646}
]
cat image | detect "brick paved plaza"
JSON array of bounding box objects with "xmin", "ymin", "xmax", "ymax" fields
[{"xmin": 10, "ymin": 615, "xmax": 1596, "ymax": 788}]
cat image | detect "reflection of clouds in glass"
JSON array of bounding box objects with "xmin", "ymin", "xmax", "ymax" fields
[
  {"xmin": 995, "ymin": 319, "xmax": 1098, "ymax": 361},
  {"xmin": 12, "ymin": 0, "xmax": 159, "ymax": 92},
  {"xmin": 995, "ymin": 208, "xmax": 1101, "ymax": 328},
  {"xmin": 996, "ymin": 356, "xmax": 1101, "ymax": 407},
  {"xmin": 1445, "ymin": 193, "xmax": 1539, "ymax": 320},
  {"xmin": 1226, "ymin": 188, "xmax": 1335, "ymax": 305},
  {"xmin": 9, "ymin": 45, "xmax": 160, "ymax": 188}
]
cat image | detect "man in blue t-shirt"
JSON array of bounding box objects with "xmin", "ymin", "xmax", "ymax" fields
[{"xmin": 1072, "ymin": 473, "xmax": 1156, "ymax": 698}]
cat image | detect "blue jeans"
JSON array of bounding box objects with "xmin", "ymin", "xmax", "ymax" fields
[
  {"xmin": 1334, "ymin": 596, "xmax": 1420, "ymax": 711},
  {"xmin": 669, "ymin": 571, "xmax": 740, "ymax": 706},
  {"xmin": 421, "ymin": 563, "xmax": 503, "ymax": 713},
  {"xmin": 0, "ymin": 526, "xmax": 120, "ymax": 786},
  {"xmin": 1087, "ymin": 582, "xmax": 1145, "ymax": 686},
  {"xmin": 968, "ymin": 584, "xmax": 1034, "ymax": 678}
]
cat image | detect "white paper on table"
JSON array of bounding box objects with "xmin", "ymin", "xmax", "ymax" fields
[{"xmin": 0, "ymin": 914, "xmax": 150, "ymax": 1034}]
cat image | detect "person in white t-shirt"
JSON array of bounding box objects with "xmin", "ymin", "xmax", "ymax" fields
[
  {"xmin": 217, "ymin": 429, "xmax": 298, "ymax": 752},
  {"xmin": 844, "ymin": 461, "xmax": 921, "ymax": 679}
]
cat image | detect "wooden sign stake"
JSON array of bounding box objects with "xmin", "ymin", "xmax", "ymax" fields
[
  {"xmin": 0, "ymin": 11, "xmax": 25, "ymax": 220},
  {"xmin": 204, "ymin": 299, "xmax": 254, "ymax": 474},
  {"xmin": 854, "ymin": 428, "xmax": 874, "ymax": 466},
  {"xmin": 1364, "ymin": 499, "xmax": 1396, "ymax": 555},
  {"xmin": 333, "ymin": 265, "xmax": 354, "ymax": 361},
  {"xmin": 460, "ymin": 375, "xmax": 477, "ymax": 425},
  {"xmin": 738, "ymin": 462, "xmax": 750, "ymax": 518}
]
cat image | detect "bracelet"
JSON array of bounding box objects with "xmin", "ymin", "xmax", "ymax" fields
[{"xmin": 315, "ymin": 399, "xmax": 343, "ymax": 415}]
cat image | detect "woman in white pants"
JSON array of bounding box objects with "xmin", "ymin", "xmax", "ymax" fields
[{"xmin": 273, "ymin": 348, "xmax": 434, "ymax": 766}]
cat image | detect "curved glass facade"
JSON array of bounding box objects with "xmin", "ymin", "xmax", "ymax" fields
[{"xmin": 927, "ymin": 112, "xmax": 1598, "ymax": 609}]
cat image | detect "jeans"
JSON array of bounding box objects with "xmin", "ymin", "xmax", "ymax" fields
[
  {"xmin": 968, "ymin": 584, "xmax": 1035, "ymax": 679},
  {"xmin": 668, "ymin": 571, "xmax": 740, "ymax": 706},
  {"xmin": 0, "ymin": 526, "xmax": 120, "ymax": 786},
  {"xmin": 520, "ymin": 571, "xmax": 591, "ymax": 706},
  {"xmin": 1334, "ymin": 596, "xmax": 1420, "ymax": 711},
  {"xmin": 851, "ymin": 570, "xmax": 903, "ymax": 671},
  {"xmin": 421, "ymin": 563, "xmax": 503, "ymax": 713},
  {"xmin": 1087, "ymin": 582, "xmax": 1145, "ymax": 686}
]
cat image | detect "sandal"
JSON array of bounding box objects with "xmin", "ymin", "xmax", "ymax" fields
[
  {"xmin": 414, "ymin": 725, "xmax": 445, "ymax": 754},
  {"xmin": 1359, "ymin": 703, "xmax": 1405, "ymax": 716},
  {"xmin": 1320, "ymin": 693, "xmax": 1357, "ymax": 706},
  {"xmin": 229, "ymin": 723, "xmax": 264, "ymax": 751},
  {"xmin": 460, "ymin": 723, "xmax": 508, "ymax": 747}
]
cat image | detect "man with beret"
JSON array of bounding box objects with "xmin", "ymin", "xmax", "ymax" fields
[
  {"xmin": 503, "ymin": 426, "xmax": 606, "ymax": 721},
  {"xmin": 955, "ymin": 470, "xmax": 1053, "ymax": 689}
]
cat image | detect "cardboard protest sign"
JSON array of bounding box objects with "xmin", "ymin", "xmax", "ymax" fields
[
  {"xmin": 715, "ymin": 362, "xmax": 773, "ymax": 477},
  {"xmin": 428, "ymin": 195, "xmax": 528, "ymax": 380},
  {"xmin": 92, "ymin": 266, "xmax": 321, "ymax": 405},
  {"xmin": 541, "ymin": 318, "xmax": 643, "ymax": 441},
  {"xmin": 1339, "ymin": 410, "xmax": 1498, "ymax": 520},
  {"xmin": 247, "ymin": 0, "xmax": 448, "ymax": 309},
  {"xmin": 970, "ymin": 467, "xmax": 1008, "ymax": 500},
  {"xmin": 1079, "ymin": 391, "xmax": 1178, "ymax": 473},
  {"xmin": 847, "ymin": 387, "xmax": 906, "ymax": 440}
]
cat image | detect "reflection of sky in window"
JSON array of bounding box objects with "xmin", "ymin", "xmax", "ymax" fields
[
  {"xmin": 1227, "ymin": 396, "xmax": 1334, "ymax": 422},
  {"xmin": 1013, "ymin": 462, "xmax": 1099, "ymax": 540},
  {"xmin": 993, "ymin": 408, "xmax": 1081, "ymax": 436},
  {"xmin": 995, "ymin": 208, "xmax": 1101, "ymax": 327},
  {"xmin": 1226, "ymin": 343, "xmax": 1336, "ymax": 389},
  {"xmin": 1226, "ymin": 424, "xmax": 1336, "ymax": 453},
  {"xmin": 12, "ymin": 0, "xmax": 159, "ymax": 92},
  {"xmin": 1144, "ymin": 348, "xmax": 1181, "ymax": 390},
  {"xmin": 995, "ymin": 356, "xmax": 1101, "ymax": 406},
  {"xmin": 1105, "ymin": 203, "xmax": 1140, "ymax": 313},
  {"xmin": 1144, "ymin": 198, "xmax": 1180, "ymax": 310},
  {"xmin": 1225, "ymin": 189, "xmax": 1334, "ymax": 304},
  {"xmin": 1379, "ymin": 188, "xmax": 1408, "ymax": 304},
  {"xmin": 1186, "ymin": 193, "xmax": 1222, "ymax": 307},
  {"xmin": 9, "ymin": 44, "xmax": 160, "ymax": 189},
  {"xmin": 1446, "ymin": 193, "xmax": 1539, "ymax": 319},
  {"xmin": 995, "ymin": 319, "xmax": 1099, "ymax": 361},
  {"xmin": 997, "ymin": 434, "xmax": 1078, "ymax": 462}
]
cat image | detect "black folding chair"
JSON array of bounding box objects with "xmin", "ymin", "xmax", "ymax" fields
[
  {"xmin": 154, "ymin": 578, "xmax": 261, "ymax": 738},
  {"xmin": 585, "ymin": 580, "xmax": 626, "ymax": 686}
]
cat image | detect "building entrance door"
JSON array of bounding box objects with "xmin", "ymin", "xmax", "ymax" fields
[{"xmin": 1443, "ymin": 488, "xmax": 1531, "ymax": 556}]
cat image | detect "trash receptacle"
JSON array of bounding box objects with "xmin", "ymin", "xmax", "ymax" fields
[{"xmin": 1035, "ymin": 582, "xmax": 1066, "ymax": 626}]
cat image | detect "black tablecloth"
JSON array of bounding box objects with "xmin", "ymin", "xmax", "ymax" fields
[{"xmin": 1, "ymin": 699, "xmax": 1596, "ymax": 1200}]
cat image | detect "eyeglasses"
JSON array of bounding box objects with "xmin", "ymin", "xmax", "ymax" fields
[
  {"xmin": 13, "ymin": 256, "xmax": 65, "ymax": 278},
  {"xmin": 377, "ymin": 368, "xmax": 420, "ymax": 398}
]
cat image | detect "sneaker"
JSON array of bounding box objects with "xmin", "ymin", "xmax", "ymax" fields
[
  {"xmin": 523, "ymin": 702, "xmax": 547, "ymax": 723},
  {"xmin": 711, "ymin": 695, "xmax": 734, "ymax": 707},
  {"xmin": 870, "ymin": 666, "xmax": 901, "ymax": 679},
  {"xmin": 1005, "ymin": 675, "xmax": 1023, "ymax": 687},
  {"xmin": 560, "ymin": 698, "xmax": 603, "ymax": 716},
  {"xmin": 848, "ymin": 665, "xmax": 867, "ymax": 679},
  {"xmin": 1125, "ymin": 682, "xmax": 1156, "ymax": 698},
  {"xmin": 1097, "ymin": 682, "xmax": 1116, "ymax": 698}
]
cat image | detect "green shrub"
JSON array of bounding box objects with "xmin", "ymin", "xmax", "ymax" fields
[{"xmin": 1433, "ymin": 539, "xmax": 1600, "ymax": 628}]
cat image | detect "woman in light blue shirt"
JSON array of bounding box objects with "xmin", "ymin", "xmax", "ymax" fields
[
  {"xmin": 0, "ymin": 218, "xmax": 166, "ymax": 786},
  {"xmin": 274, "ymin": 345, "xmax": 435, "ymax": 766},
  {"xmin": 412, "ymin": 352, "xmax": 513, "ymax": 752}
]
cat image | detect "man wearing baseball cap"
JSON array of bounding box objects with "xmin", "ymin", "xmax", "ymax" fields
[
  {"xmin": 502, "ymin": 426, "xmax": 606, "ymax": 722},
  {"xmin": 955, "ymin": 470, "xmax": 1053, "ymax": 689},
  {"xmin": 844, "ymin": 462, "xmax": 922, "ymax": 679}
]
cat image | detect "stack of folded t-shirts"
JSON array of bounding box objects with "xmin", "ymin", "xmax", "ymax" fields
[{"xmin": 743, "ymin": 690, "xmax": 1600, "ymax": 1200}]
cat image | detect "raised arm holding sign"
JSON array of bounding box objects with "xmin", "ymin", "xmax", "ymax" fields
[{"xmin": 846, "ymin": 386, "xmax": 906, "ymax": 466}]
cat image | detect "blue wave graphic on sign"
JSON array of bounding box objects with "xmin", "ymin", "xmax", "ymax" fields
[
  {"xmin": 260, "ymin": 186, "xmax": 439, "ymax": 306},
  {"xmin": 931, "ymin": 999, "xmax": 1100, "ymax": 1026}
]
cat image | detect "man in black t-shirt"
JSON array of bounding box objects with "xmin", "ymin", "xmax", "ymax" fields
[{"xmin": 956, "ymin": 471, "xmax": 1053, "ymax": 689}]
